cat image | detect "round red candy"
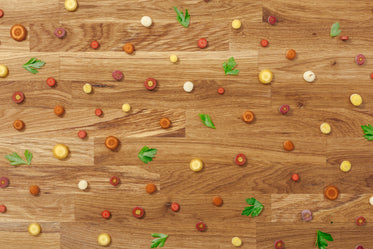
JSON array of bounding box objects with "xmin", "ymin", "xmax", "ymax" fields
[
  {"xmin": 356, "ymin": 216, "xmax": 366, "ymax": 226},
  {"xmin": 340, "ymin": 36, "xmax": 349, "ymax": 41},
  {"xmin": 291, "ymin": 173, "xmax": 299, "ymax": 182},
  {"xmin": 0, "ymin": 177, "xmax": 9, "ymax": 188},
  {"xmin": 355, "ymin": 246, "xmax": 364, "ymax": 249},
  {"xmin": 355, "ymin": 54, "xmax": 366, "ymax": 65},
  {"xmin": 196, "ymin": 221, "xmax": 206, "ymax": 232},
  {"xmin": 268, "ymin": 16, "xmax": 276, "ymax": 25},
  {"xmin": 90, "ymin": 41, "xmax": 99, "ymax": 49},
  {"xmin": 274, "ymin": 240, "xmax": 284, "ymax": 249},
  {"xmin": 132, "ymin": 207, "xmax": 145, "ymax": 218},
  {"xmin": 217, "ymin": 87, "xmax": 225, "ymax": 94},
  {"xmin": 95, "ymin": 108, "xmax": 103, "ymax": 116},
  {"xmin": 78, "ymin": 130, "xmax": 87, "ymax": 139},
  {"xmin": 144, "ymin": 78, "xmax": 157, "ymax": 91},
  {"xmin": 0, "ymin": 205, "xmax": 6, "ymax": 213},
  {"xmin": 198, "ymin": 38, "xmax": 208, "ymax": 49},
  {"xmin": 12, "ymin": 92, "xmax": 25, "ymax": 104},
  {"xmin": 171, "ymin": 202, "xmax": 180, "ymax": 212},
  {"xmin": 110, "ymin": 176, "xmax": 120, "ymax": 186},
  {"xmin": 261, "ymin": 39, "xmax": 269, "ymax": 47},
  {"xmin": 279, "ymin": 105, "xmax": 289, "ymax": 114},
  {"xmin": 0, "ymin": 9, "xmax": 4, "ymax": 18},
  {"xmin": 235, "ymin": 154, "xmax": 246, "ymax": 166},
  {"xmin": 47, "ymin": 77, "xmax": 56, "ymax": 87},
  {"xmin": 101, "ymin": 210, "xmax": 111, "ymax": 219}
]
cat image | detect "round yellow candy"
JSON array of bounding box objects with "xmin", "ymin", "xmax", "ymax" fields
[
  {"xmin": 350, "ymin": 94, "xmax": 362, "ymax": 106},
  {"xmin": 232, "ymin": 237, "xmax": 242, "ymax": 247},
  {"xmin": 122, "ymin": 103, "xmax": 131, "ymax": 112},
  {"xmin": 83, "ymin": 83, "xmax": 92, "ymax": 94},
  {"xmin": 53, "ymin": 144, "xmax": 69, "ymax": 160},
  {"xmin": 190, "ymin": 159, "xmax": 203, "ymax": 172},
  {"xmin": 0, "ymin": 65, "xmax": 9, "ymax": 78},
  {"xmin": 340, "ymin": 160, "xmax": 351, "ymax": 172},
  {"xmin": 65, "ymin": 0, "xmax": 78, "ymax": 11},
  {"xmin": 170, "ymin": 54, "xmax": 178, "ymax": 63},
  {"xmin": 232, "ymin": 20, "xmax": 242, "ymax": 29},
  {"xmin": 259, "ymin": 69, "xmax": 273, "ymax": 84},
  {"xmin": 320, "ymin": 122, "xmax": 331, "ymax": 134},
  {"xmin": 98, "ymin": 233, "xmax": 111, "ymax": 246},
  {"xmin": 28, "ymin": 223, "xmax": 41, "ymax": 236}
]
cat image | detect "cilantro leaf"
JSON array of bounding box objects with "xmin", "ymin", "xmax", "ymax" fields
[
  {"xmin": 241, "ymin": 197, "xmax": 264, "ymax": 217},
  {"xmin": 361, "ymin": 124, "xmax": 373, "ymax": 141},
  {"xmin": 223, "ymin": 57, "xmax": 239, "ymax": 75},
  {"xmin": 24, "ymin": 150, "xmax": 33, "ymax": 165},
  {"xmin": 138, "ymin": 146, "xmax": 157, "ymax": 164},
  {"xmin": 22, "ymin": 57, "xmax": 45, "ymax": 74},
  {"xmin": 151, "ymin": 233, "xmax": 168, "ymax": 248},
  {"xmin": 5, "ymin": 151, "xmax": 33, "ymax": 166},
  {"xmin": 173, "ymin": 7, "xmax": 190, "ymax": 28},
  {"xmin": 330, "ymin": 22, "xmax": 341, "ymax": 37},
  {"xmin": 198, "ymin": 113, "xmax": 216, "ymax": 129},
  {"xmin": 315, "ymin": 230, "xmax": 333, "ymax": 249}
]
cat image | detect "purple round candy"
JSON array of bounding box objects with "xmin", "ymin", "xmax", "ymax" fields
[
  {"xmin": 54, "ymin": 28, "xmax": 66, "ymax": 39},
  {"xmin": 301, "ymin": 209, "xmax": 312, "ymax": 221},
  {"xmin": 0, "ymin": 177, "xmax": 9, "ymax": 188},
  {"xmin": 355, "ymin": 54, "xmax": 365, "ymax": 65},
  {"xmin": 355, "ymin": 246, "xmax": 364, "ymax": 249},
  {"xmin": 279, "ymin": 104, "xmax": 289, "ymax": 114},
  {"xmin": 112, "ymin": 70, "xmax": 124, "ymax": 81}
]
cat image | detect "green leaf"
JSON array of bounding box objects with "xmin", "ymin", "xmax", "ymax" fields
[
  {"xmin": 151, "ymin": 233, "xmax": 168, "ymax": 248},
  {"xmin": 222, "ymin": 57, "xmax": 239, "ymax": 75},
  {"xmin": 241, "ymin": 197, "xmax": 264, "ymax": 217},
  {"xmin": 173, "ymin": 6, "xmax": 190, "ymax": 28},
  {"xmin": 138, "ymin": 146, "xmax": 157, "ymax": 164},
  {"xmin": 23, "ymin": 57, "xmax": 46, "ymax": 74},
  {"xmin": 5, "ymin": 152, "xmax": 28, "ymax": 166},
  {"xmin": 24, "ymin": 150, "xmax": 33, "ymax": 165},
  {"xmin": 330, "ymin": 22, "xmax": 341, "ymax": 37},
  {"xmin": 315, "ymin": 230, "xmax": 333, "ymax": 249},
  {"xmin": 198, "ymin": 113, "xmax": 216, "ymax": 129},
  {"xmin": 361, "ymin": 124, "xmax": 373, "ymax": 140}
]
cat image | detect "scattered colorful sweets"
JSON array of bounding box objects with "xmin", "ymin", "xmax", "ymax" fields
[
  {"xmin": 78, "ymin": 180, "xmax": 88, "ymax": 190},
  {"xmin": 283, "ymin": 140, "xmax": 294, "ymax": 151},
  {"xmin": 83, "ymin": 83, "xmax": 92, "ymax": 93},
  {"xmin": 144, "ymin": 78, "xmax": 157, "ymax": 90},
  {"xmin": 324, "ymin": 186, "xmax": 339, "ymax": 200},
  {"xmin": 12, "ymin": 91, "xmax": 25, "ymax": 104},
  {"xmin": 132, "ymin": 207, "xmax": 145, "ymax": 218},
  {"xmin": 101, "ymin": 210, "xmax": 111, "ymax": 219},
  {"xmin": 160, "ymin": 117, "xmax": 171, "ymax": 129},
  {"xmin": 291, "ymin": 173, "xmax": 299, "ymax": 182},
  {"xmin": 217, "ymin": 87, "xmax": 225, "ymax": 94},
  {"xmin": 355, "ymin": 216, "xmax": 366, "ymax": 226},
  {"xmin": 369, "ymin": 196, "xmax": 373, "ymax": 206},
  {"xmin": 198, "ymin": 38, "xmax": 208, "ymax": 48},
  {"xmin": 340, "ymin": 160, "xmax": 351, "ymax": 172},
  {"xmin": 340, "ymin": 35, "xmax": 349, "ymax": 41},
  {"xmin": 141, "ymin": 16, "xmax": 153, "ymax": 27},
  {"xmin": 29, "ymin": 185, "xmax": 40, "ymax": 196},
  {"xmin": 235, "ymin": 154, "xmax": 246, "ymax": 166},
  {"xmin": 0, "ymin": 9, "xmax": 3, "ymax": 18},
  {"xmin": 0, "ymin": 177, "xmax": 9, "ymax": 188},
  {"xmin": 350, "ymin": 93, "xmax": 362, "ymax": 106},
  {"xmin": 301, "ymin": 209, "xmax": 313, "ymax": 221},
  {"xmin": 95, "ymin": 108, "xmax": 103, "ymax": 116},
  {"xmin": 286, "ymin": 49, "xmax": 296, "ymax": 60},
  {"xmin": 274, "ymin": 240, "xmax": 284, "ymax": 249},
  {"xmin": 110, "ymin": 176, "xmax": 120, "ymax": 186},
  {"xmin": 212, "ymin": 196, "xmax": 223, "ymax": 206},
  {"xmin": 90, "ymin": 40, "xmax": 100, "ymax": 49},
  {"xmin": 261, "ymin": 39, "xmax": 269, "ymax": 47},
  {"xmin": 145, "ymin": 183, "xmax": 157, "ymax": 194},
  {"xmin": 53, "ymin": 144, "xmax": 69, "ymax": 160},
  {"xmin": 231, "ymin": 19, "xmax": 241, "ymax": 29},
  {"xmin": 232, "ymin": 237, "xmax": 242, "ymax": 247},
  {"xmin": 242, "ymin": 111, "xmax": 255, "ymax": 123},
  {"xmin": 78, "ymin": 130, "xmax": 87, "ymax": 139},
  {"xmin": 0, "ymin": 205, "xmax": 6, "ymax": 213},
  {"xmin": 123, "ymin": 43, "xmax": 134, "ymax": 54},
  {"xmin": 190, "ymin": 158, "xmax": 203, "ymax": 172},
  {"xmin": 97, "ymin": 233, "xmax": 111, "ymax": 246},
  {"xmin": 105, "ymin": 136, "xmax": 119, "ymax": 150},
  {"xmin": 259, "ymin": 69, "xmax": 273, "ymax": 84},
  {"xmin": 196, "ymin": 221, "xmax": 206, "ymax": 232},
  {"xmin": 13, "ymin": 120, "xmax": 25, "ymax": 130},
  {"xmin": 183, "ymin": 81, "xmax": 194, "ymax": 92},
  {"xmin": 355, "ymin": 54, "xmax": 366, "ymax": 65},
  {"xmin": 47, "ymin": 77, "xmax": 56, "ymax": 87},
  {"xmin": 28, "ymin": 223, "xmax": 41, "ymax": 236},
  {"xmin": 0, "ymin": 64, "xmax": 9, "ymax": 77},
  {"xmin": 54, "ymin": 105, "xmax": 65, "ymax": 116},
  {"xmin": 170, "ymin": 54, "xmax": 178, "ymax": 63},
  {"xmin": 10, "ymin": 24, "xmax": 27, "ymax": 41},
  {"xmin": 112, "ymin": 70, "xmax": 123, "ymax": 81},
  {"xmin": 320, "ymin": 122, "xmax": 331, "ymax": 134},
  {"xmin": 268, "ymin": 16, "xmax": 276, "ymax": 25},
  {"xmin": 303, "ymin": 71, "xmax": 316, "ymax": 82},
  {"xmin": 54, "ymin": 28, "xmax": 66, "ymax": 38},
  {"xmin": 279, "ymin": 105, "xmax": 289, "ymax": 114},
  {"xmin": 171, "ymin": 202, "xmax": 180, "ymax": 212},
  {"xmin": 64, "ymin": 0, "xmax": 78, "ymax": 11},
  {"xmin": 122, "ymin": 103, "xmax": 131, "ymax": 112}
]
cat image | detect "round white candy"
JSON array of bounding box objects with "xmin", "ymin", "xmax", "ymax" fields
[
  {"xmin": 78, "ymin": 180, "xmax": 88, "ymax": 190},
  {"xmin": 141, "ymin": 16, "xmax": 152, "ymax": 27},
  {"xmin": 303, "ymin": 71, "xmax": 316, "ymax": 83},
  {"xmin": 369, "ymin": 196, "xmax": 373, "ymax": 206},
  {"xmin": 183, "ymin": 81, "xmax": 194, "ymax": 92}
]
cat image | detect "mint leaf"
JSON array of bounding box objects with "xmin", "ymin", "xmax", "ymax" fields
[
  {"xmin": 223, "ymin": 57, "xmax": 239, "ymax": 75},
  {"xmin": 173, "ymin": 7, "xmax": 190, "ymax": 28},
  {"xmin": 330, "ymin": 22, "xmax": 341, "ymax": 37},
  {"xmin": 138, "ymin": 146, "xmax": 157, "ymax": 164},
  {"xmin": 24, "ymin": 150, "xmax": 33, "ymax": 165},
  {"xmin": 315, "ymin": 230, "xmax": 333, "ymax": 249},
  {"xmin": 198, "ymin": 113, "xmax": 216, "ymax": 129},
  {"xmin": 23, "ymin": 57, "xmax": 45, "ymax": 74},
  {"xmin": 5, "ymin": 152, "xmax": 28, "ymax": 166},
  {"xmin": 361, "ymin": 124, "xmax": 373, "ymax": 140},
  {"xmin": 241, "ymin": 197, "xmax": 264, "ymax": 217},
  {"xmin": 151, "ymin": 233, "xmax": 168, "ymax": 248}
]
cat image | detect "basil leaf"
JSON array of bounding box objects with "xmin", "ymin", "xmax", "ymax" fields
[
  {"xmin": 223, "ymin": 57, "xmax": 239, "ymax": 75},
  {"xmin": 198, "ymin": 113, "xmax": 216, "ymax": 129},
  {"xmin": 138, "ymin": 146, "xmax": 157, "ymax": 164},
  {"xmin": 330, "ymin": 22, "xmax": 341, "ymax": 37},
  {"xmin": 173, "ymin": 6, "xmax": 190, "ymax": 28}
]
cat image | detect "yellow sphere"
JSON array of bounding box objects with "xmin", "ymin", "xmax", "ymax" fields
[
  {"xmin": 259, "ymin": 69, "xmax": 273, "ymax": 84},
  {"xmin": 170, "ymin": 54, "xmax": 178, "ymax": 63},
  {"xmin": 28, "ymin": 223, "xmax": 41, "ymax": 236},
  {"xmin": 320, "ymin": 122, "xmax": 331, "ymax": 134},
  {"xmin": 0, "ymin": 65, "xmax": 9, "ymax": 78},
  {"xmin": 190, "ymin": 158, "xmax": 203, "ymax": 172},
  {"xmin": 53, "ymin": 144, "xmax": 69, "ymax": 160},
  {"xmin": 232, "ymin": 237, "xmax": 242, "ymax": 246},
  {"xmin": 98, "ymin": 233, "xmax": 111, "ymax": 246},
  {"xmin": 350, "ymin": 94, "xmax": 362, "ymax": 106},
  {"xmin": 65, "ymin": 0, "xmax": 78, "ymax": 11},
  {"xmin": 122, "ymin": 103, "xmax": 131, "ymax": 112},
  {"xmin": 232, "ymin": 20, "xmax": 242, "ymax": 29},
  {"xmin": 340, "ymin": 160, "xmax": 351, "ymax": 172},
  {"xmin": 83, "ymin": 83, "xmax": 92, "ymax": 94}
]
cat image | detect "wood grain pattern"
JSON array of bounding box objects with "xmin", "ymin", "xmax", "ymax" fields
[{"xmin": 1, "ymin": 0, "xmax": 373, "ymax": 248}]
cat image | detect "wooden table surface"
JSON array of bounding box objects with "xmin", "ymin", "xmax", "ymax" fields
[{"xmin": 1, "ymin": 0, "xmax": 373, "ymax": 248}]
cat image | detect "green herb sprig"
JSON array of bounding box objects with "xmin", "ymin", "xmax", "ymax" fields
[
  {"xmin": 223, "ymin": 57, "xmax": 239, "ymax": 75},
  {"xmin": 315, "ymin": 230, "xmax": 333, "ymax": 249},
  {"xmin": 138, "ymin": 146, "xmax": 157, "ymax": 164},
  {"xmin": 199, "ymin": 114, "xmax": 216, "ymax": 129},
  {"xmin": 151, "ymin": 233, "xmax": 168, "ymax": 248},
  {"xmin": 173, "ymin": 7, "xmax": 190, "ymax": 28},
  {"xmin": 361, "ymin": 124, "xmax": 373, "ymax": 140},
  {"xmin": 5, "ymin": 150, "xmax": 33, "ymax": 166},
  {"xmin": 241, "ymin": 197, "xmax": 264, "ymax": 217},
  {"xmin": 330, "ymin": 22, "xmax": 341, "ymax": 37},
  {"xmin": 23, "ymin": 57, "xmax": 45, "ymax": 74}
]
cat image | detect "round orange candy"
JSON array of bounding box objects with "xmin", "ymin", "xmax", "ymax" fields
[
  {"xmin": 324, "ymin": 186, "xmax": 339, "ymax": 200},
  {"xmin": 212, "ymin": 196, "xmax": 223, "ymax": 206},
  {"xmin": 145, "ymin": 183, "xmax": 157, "ymax": 194},
  {"xmin": 242, "ymin": 111, "xmax": 255, "ymax": 123},
  {"xmin": 286, "ymin": 49, "xmax": 296, "ymax": 60},
  {"xmin": 29, "ymin": 185, "xmax": 40, "ymax": 196},
  {"xmin": 105, "ymin": 136, "xmax": 119, "ymax": 150},
  {"xmin": 10, "ymin": 24, "xmax": 27, "ymax": 41},
  {"xmin": 13, "ymin": 120, "xmax": 25, "ymax": 130},
  {"xmin": 54, "ymin": 105, "xmax": 65, "ymax": 116},
  {"xmin": 283, "ymin": 140, "xmax": 294, "ymax": 151},
  {"xmin": 123, "ymin": 43, "xmax": 134, "ymax": 54},
  {"xmin": 160, "ymin": 117, "xmax": 171, "ymax": 129}
]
